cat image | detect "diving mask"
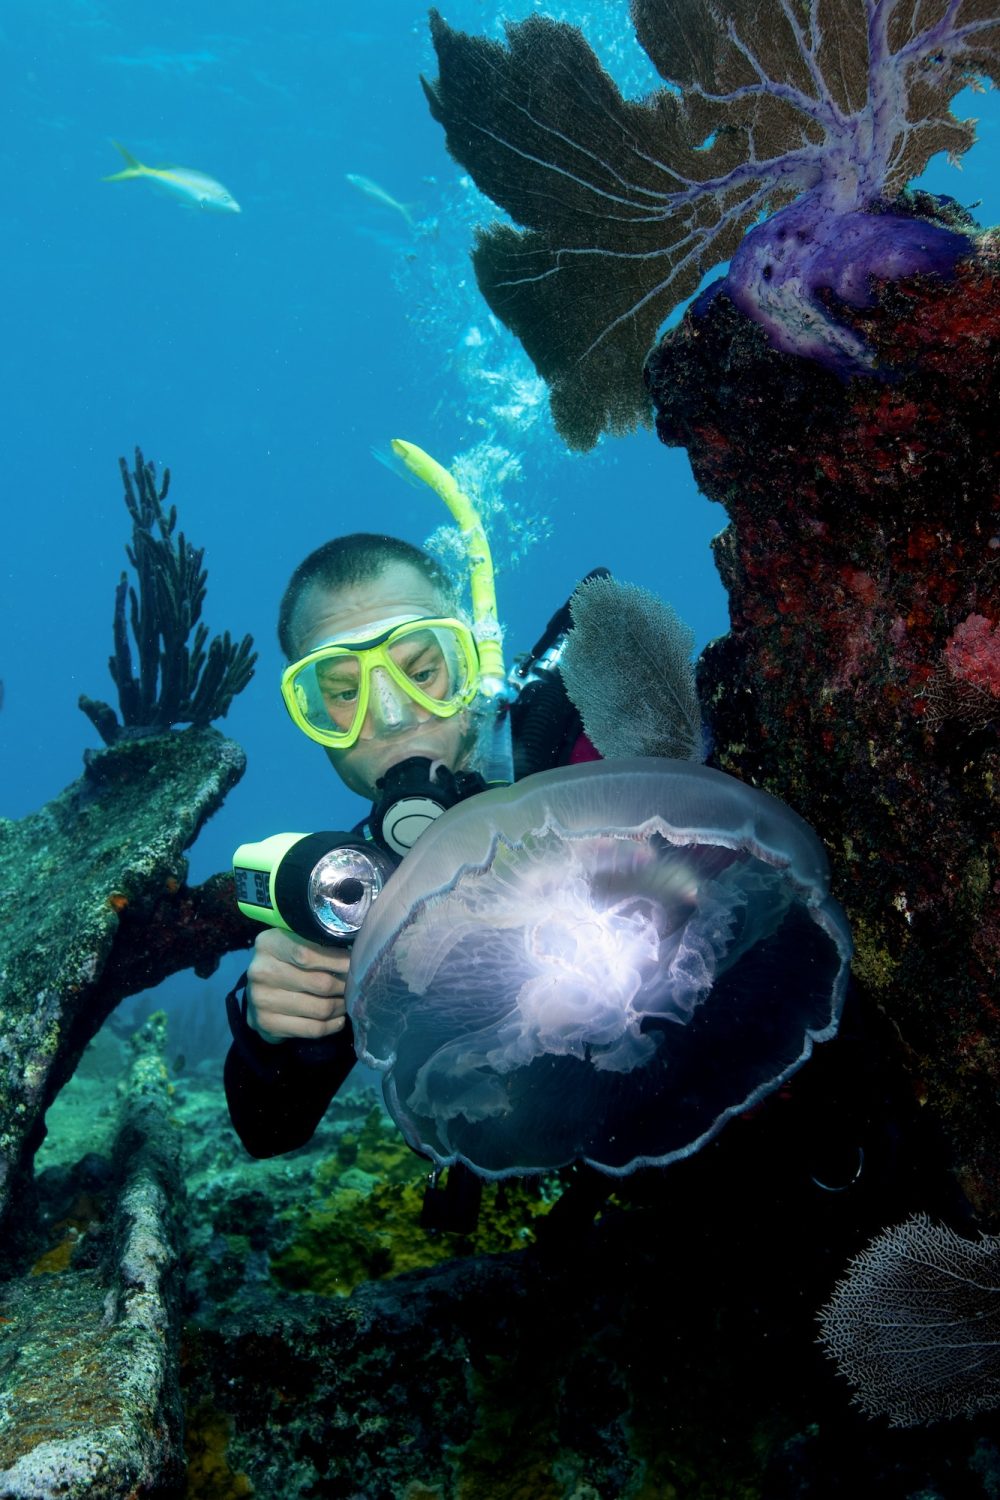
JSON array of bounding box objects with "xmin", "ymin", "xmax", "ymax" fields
[{"xmin": 281, "ymin": 615, "xmax": 481, "ymax": 749}]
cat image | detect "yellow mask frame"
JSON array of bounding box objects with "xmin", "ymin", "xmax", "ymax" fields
[{"xmin": 281, "ymin": 616, "xmax": 481, "ymax": 749}]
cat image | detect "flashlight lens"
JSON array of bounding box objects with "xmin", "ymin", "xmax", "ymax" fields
[{"xmin": 308, "ymin": 847, "xmax": 386, "ymax": 938}]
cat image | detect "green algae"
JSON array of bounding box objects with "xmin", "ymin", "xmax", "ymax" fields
[
  {"xmin": 271, "ymin": 1104, "xmax": 557, "ymax": 1296},
  {"xmin": 849, "ymin": 915, "xmax": 901, "ymax": 992},
  {"xmin": 35, "ymin": 1030, "xmax": 129, "ymax": 1174},
  {"xmin": 184, "ymin": 1403, "xmax": 254, "ymax": 1499}
]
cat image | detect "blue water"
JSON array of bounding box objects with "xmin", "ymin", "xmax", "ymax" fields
[{"xmin": 3, "ymin": 1, "xmax": 999, "ymax": 1005}]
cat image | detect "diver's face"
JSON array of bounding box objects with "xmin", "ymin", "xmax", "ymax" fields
[{"xmin": 291, "ymin": 563, "xmax": 479, "ymax": 801}]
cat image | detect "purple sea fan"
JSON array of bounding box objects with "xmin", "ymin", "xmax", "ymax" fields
[
  {"xmin": 818, "ymin": 1212, "xmax": 1000, "ymax": 1426},
  {"xmin": 423, "ymin": 0, "xmax": 999, "ymax": 449}
]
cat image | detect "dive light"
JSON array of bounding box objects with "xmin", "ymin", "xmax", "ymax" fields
[
  {"xmin": 233, "ymin": 759, "xmax": 496, "ymax": 947},
  {"xmin": 233, "ymin": 832, "xmax": 397, "ymax": 946}
]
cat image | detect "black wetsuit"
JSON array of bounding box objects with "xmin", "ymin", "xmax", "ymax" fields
[{"xmin": 224, "ymin": 655, "xmax": 592, "ymax": 1160}]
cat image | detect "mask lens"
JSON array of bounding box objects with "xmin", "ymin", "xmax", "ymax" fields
[
  {"xmin": 290, "ymin": 653, "xmax": 365, "ymax": 744},
  {"xmin": 384, "ymin": 623, "xmax": 476, "ymax": 709}
]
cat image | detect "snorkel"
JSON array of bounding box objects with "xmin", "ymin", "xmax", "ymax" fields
[
  {"xmin": 232, "ymin": 442, "xmax": 514, "ymax": 938},
  {"xmin": 390, "ymin": 438, "xmax": 513, "ymax": 784}
]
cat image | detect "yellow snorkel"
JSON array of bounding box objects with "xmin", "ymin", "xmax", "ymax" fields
[{"xmin": 390, "ymin": 438, "xmax": 513, "ymax": 782}]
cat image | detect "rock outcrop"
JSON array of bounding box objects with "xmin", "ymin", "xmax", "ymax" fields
[
  {"xmin": 0, "ymin": 1017, "xmax": 185, "ymax": 1498},
  {"xmin": 646, "ymin": 228, "xmax": 1000, "ymax": 1224},
  {"xmin": 0, "ymin": 730, "xmax": 250, "ymax": 1231}
]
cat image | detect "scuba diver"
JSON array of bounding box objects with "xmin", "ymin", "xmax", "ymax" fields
[
  {"xmin": 225, "ymin": 441, "xmax": 905, "ymax": 1240},
  {"xmin": 224, "ymin": 443, "xmax": 603, "ymax": 1224}
]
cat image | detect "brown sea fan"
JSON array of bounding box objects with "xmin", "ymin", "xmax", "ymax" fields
[
  {"xmin": 560, "ymin": 575, "xmax": 703, "ymax": 761},
  {"xmin": 423, "ymin": 0, "xmax": 999, "ymax": 447}
]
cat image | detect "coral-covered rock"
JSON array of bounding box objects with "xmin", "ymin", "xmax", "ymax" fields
[
  {"xmin": 0, "ymin": 729, "xmax": 250, "ymax": 1233},
  {"xmin": 646, "ymin": 226, "xmax": 1000, "ymax": 1223},
  {"xmin": 0, "ymin": 1017, "xmax": 185, "ymax": 1497}
]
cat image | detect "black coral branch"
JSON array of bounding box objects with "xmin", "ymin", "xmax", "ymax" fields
[{"xmin": 80, "ymin": 449, "xmax": 257, "ymax": 745}]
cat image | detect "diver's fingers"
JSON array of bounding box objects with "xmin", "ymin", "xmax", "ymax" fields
[
  {"xmin": 249, "ymin": 950, "xmax": 349, "ymax": 1000},
  {"xmin": 248, "ymin": 931, "xmax": 350, "ymax": 996},
  {"xmin": 246, "ymin": 929, "xmax": 353, "ymax": 1042},
  {"xmin": 249, "ymin": 981, "xmax": 346, "ymax": 1022},
  {"xmin": 254, "ymin": 926, "xmax": 350, "ymax": 973},
  {"xmin": 252, "ymin": 1011, "xmax": 348, "ymax": 1043},
  {"xmin": 246, "ymin": 985, "xmax": 348, "ymax": 1043}
]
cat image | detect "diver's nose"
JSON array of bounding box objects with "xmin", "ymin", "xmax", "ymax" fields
[{"xmin": 366, "ymin": 667, "xmax": 420, "ymax": 736}]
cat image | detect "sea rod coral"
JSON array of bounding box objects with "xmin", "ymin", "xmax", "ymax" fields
[
  {"xmin": 80, "ymin": 448, "xmax": 257, "ymax": 744},
  {"xmin": 423, "ymin": 0, "xmax": 998, "ymax": 447}
]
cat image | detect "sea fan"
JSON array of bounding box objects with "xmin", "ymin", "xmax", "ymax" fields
[
  {"xmin": 818, "ymin": 1212, "xmax": 1000, "ymax": 1426},
  {"xmin": 560, "ymin": 575, "xmax": 704, "ymax": 761},
  {"xmin": 423, "ymin": 0, "xmax": 999, "ymax": 448}
]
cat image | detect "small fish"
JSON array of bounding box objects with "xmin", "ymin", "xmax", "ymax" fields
[
  {"xmin": 346, "ymin": 172, "xmax": 416, "ymax": 229},
  {"xmin": 103, "ymin": 141, "xmax": 240, "ymax": 213},
  {"xmin": 103, "ymin": 50, "xmax": 218, "ymax": 77}
]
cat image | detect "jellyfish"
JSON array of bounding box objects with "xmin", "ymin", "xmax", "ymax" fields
[{"xmin": 347, "ymin": 757, "xmax": 852, "ymax": 1178}]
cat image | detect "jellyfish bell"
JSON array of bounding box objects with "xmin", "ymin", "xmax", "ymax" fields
[{"xmin": 347, "ymin": 757, "xmax": 853, "ymax": 1179}]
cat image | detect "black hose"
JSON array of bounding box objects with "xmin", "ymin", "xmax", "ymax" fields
[
  {"xmin": 510, "ymin": 673, "xmax": 582, "ymax": 779},
  {"xmin": 509, "ymin": 567, "xmax": 610, "ymax": 780}
]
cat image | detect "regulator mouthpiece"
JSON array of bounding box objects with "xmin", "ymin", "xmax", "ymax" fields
[{"xmin": 369, "ymin": 756, "xmax": 489, "ymax": 859}]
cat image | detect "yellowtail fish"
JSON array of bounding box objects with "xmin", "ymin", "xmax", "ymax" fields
[
  {"xmin": 345, "ymin": 172, "xmax": 415, "ymax": 228},
  {"xmin": 103, "ymin": 141, "xmax": 240, "ymax": 213}
]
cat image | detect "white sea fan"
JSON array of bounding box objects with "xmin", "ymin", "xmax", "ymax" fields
[{"xmin": 818, "ymin": 1212, "xmax": 1000, "ymax": 1427}]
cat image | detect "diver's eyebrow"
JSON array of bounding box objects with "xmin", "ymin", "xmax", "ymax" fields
[
  {"xmin": 316, "ymin": 662, "xmax": 360, "ymax": 684},
  {"xmin": 394, "ymin": 635, "xmax": 440, "ymax": 668},
  {"xmin": 393, "ymin": 628, "xmax": 437, "ymax": 653}
]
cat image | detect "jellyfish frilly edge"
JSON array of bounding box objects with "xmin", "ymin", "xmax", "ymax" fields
[{"xmin": 347, "ymin": 758, "xmax": 853, "ymax": 1180}]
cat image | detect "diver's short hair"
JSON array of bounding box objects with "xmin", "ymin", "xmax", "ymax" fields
[{"xmin": 279, "ymin": 533, "xmax": 456, "ymax": 659}]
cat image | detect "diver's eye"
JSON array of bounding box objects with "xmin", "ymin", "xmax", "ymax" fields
[
  {"xmin": 395, "ymin": 639, "xmax": 447, "ymax": 689},
  {"xmin": 317, "ymin": 673, "xmax": 360, "ymax": 706}
]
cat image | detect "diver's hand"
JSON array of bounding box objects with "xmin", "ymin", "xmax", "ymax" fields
[{"xmin": 246, "ymin": 928, "xmax": 350, "ymax": 1044}]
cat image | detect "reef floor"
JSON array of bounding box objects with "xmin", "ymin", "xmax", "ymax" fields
[{"xmin": 14, "ymin": 1003, "xmax": 999, "ymax": 1500}]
